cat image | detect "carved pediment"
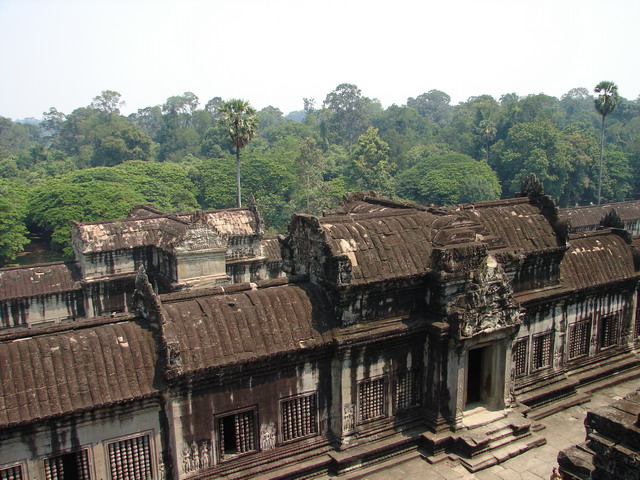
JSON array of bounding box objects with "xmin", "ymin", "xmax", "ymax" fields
[
  {"xmin": 451, "ymin": 255, "xmax": 521, "ymax": 339},
  {"xmin": 175, "ymin": 224, "xmax": 227, "ymax": 252}
]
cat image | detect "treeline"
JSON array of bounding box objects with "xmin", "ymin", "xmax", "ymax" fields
[{"xmin": 1, "ymin": 84, "xmax": 639, "ymax": 263}]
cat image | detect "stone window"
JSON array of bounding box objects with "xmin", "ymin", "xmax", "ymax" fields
[
  {"xmin": 395, "ymin": 369, "xmax": 421, "ymax": 411},
  {"xmin": 512, "ymin": 338, "xmax": 528, "ymax": 377},
  {"xmin": 599, "ymin": 313, "xmax": 620, "ymax": 349},
  {"xmin": 107, "ymin": 434, "xmax": 153, "ymax": 480},
  {"xmin": 280, "ymin": 393, "xmax": 318, "ymax": 442},
  {"xmin": 217, "ymin": 409, "xmax": 257, "ymax": 460},
  {"xmin": 358, "ymin": 376, "xmax": 386, "ymax": 423},
  {"xmin": 0, "ymin": 465, "xmax": 23, "ymax": 480},
  {"xmin": 44, "ymin": 449, "xmax": 91, "ymax": 480},
  {"xmin": 635, "ymin": 304, "xmax": 640, "ymax": 338},
  {"xmin": 568, "ymin": 320, "xmax": 591, "ymax": 359},
  {"xmin": 531, "ymin": 331, "xmax": 553, "ymax": 371}
]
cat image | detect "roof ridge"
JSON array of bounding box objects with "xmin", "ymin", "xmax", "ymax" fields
[{"xmin": 0, "ymin": 313, "xmax": 138, "ymax": 343}]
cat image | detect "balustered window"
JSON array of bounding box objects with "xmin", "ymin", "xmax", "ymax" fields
[
  {"xmin": 599, "ymin": 313, "xmax": 620, "ymax": 349},
  {"xmin": 358, "ymin": 376, "xmax": 386, "ymax": 423},
  {"xmin": 635, "ymin": 305, "xmax": 640, "ymax": 338},
  {"xmin": 45, "ymin": 449, "xmax": 91, "ymax": 480},
  {"xmin": 531, "ymin": 331, "xmax": 553, "ymax": 371},
  {"xmin": 281, "ymin": 393, "xmax": 318, "ymax": 442},
  {"xmin": 512, "ymin": 338, "xmax": 528, "ymax": 377},
  {"xmin": 395, "ymin": 369, "xmax": 421, "ymax": 411},
  {"xmin": 217, "ymin": 409, "xmax": 256, "ymax": 459},
  {"xmin": 107, "ymin": 434, "xmax": 152, "ymax": 480},
  {"xmin": 568, "ymin": 320, "xmax": 591, "ymax": 359},
  {"xmin": 0, "ymin": 465, "xmax": 23, "ymax": 480}
]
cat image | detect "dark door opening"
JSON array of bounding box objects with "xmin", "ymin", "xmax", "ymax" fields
[{"xmin": 467, "ymin": 347, "xmax": 484, "ymax": 406}]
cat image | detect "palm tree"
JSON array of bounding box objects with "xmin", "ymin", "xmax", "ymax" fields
[
  {"xmin": 594, "ymin": 81, "xmax": 620, "ymax": 204},
  {"xmin": 479, "ymin": 119, "xmax": 497, "ymax": 163},
  {"xmin": 218, "ymin": 99, "xmax": 258, "ymax": 207}
]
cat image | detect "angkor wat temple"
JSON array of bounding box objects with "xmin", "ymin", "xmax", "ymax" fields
[{"xmin": 1, "ymin": 179, "xmax": 639, "ymax": 479}]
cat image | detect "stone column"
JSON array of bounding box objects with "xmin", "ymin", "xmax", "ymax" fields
[{"xmin": 423, "ymin": 321, "xmax": 451, "ymax": 432}]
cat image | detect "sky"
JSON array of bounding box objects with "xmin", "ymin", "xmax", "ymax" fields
[{"xmin": 1, "ymin": 0, "xmax": 639, "ymax": 120}]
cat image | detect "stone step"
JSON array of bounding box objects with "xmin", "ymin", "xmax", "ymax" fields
[
  {"xmin": 458, "ymin": 433, "xmax": 547, "ymax": 473},
  {"xmin": 339, "ymin": 449, "xmax": 421, "ymax": 480},
  {"xmin": 200, "ymin": 440, "xmax": 332, "ymax": 480},
  {"xmin": 457, "ymin": 418, "xmax": 533, "ymax": 458},
  {"xmin": 246, "ymin": 453, "xmax": 333, "ymax": 480},
  {"xmin": 517, "ymin": 377, "xmax": 580, "ymax": 409},
  {"xmin": 525, "ymin": 392, "xmax": 592, "ymax": 421},
  {"xmin": 329, "ymin": 427, "xmax": 425, "ymax": 475},
  {"xmin": 580, "ymin": 364, "xmax": 640, "ymax": 394}
]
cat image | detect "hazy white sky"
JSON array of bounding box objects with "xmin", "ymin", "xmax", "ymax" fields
[{"xmin": 1, "ymin": 0, "xmax": 638, "ymax": 120}]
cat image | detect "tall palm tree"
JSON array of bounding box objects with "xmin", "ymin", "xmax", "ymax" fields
[
  {"xmin": 594, "ymin": 81, "xmax": 620, "ymax": 204},
  {"xmin": 218, "ymin": 99, "xmax": 258, "ymax": 208}
]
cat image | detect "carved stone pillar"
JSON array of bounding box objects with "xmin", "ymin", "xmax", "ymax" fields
[{"xmin": 423, "ymin": 321, "xmax": 451, "ymax": 432}]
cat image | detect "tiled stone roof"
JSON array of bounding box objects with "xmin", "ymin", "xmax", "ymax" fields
[
  {"xmin": 261, "ymin": 237, "xmax": 283, "ymax": 263},
  {"xmin": 560, "ymin": 200, "xmax": 640, "ymax": 231},
  {"xmin": 0, "ymin": 319, "xmax": 158, "ymax": 428},
  {"xmin": 0, "ymin": 262, "xmax": 81, "ymax": 301},
  {"xmin": 318, "ymin": 209, "xmax": 473, "ymax": 284},
  {"xmin": 73, "ymin": 207, "xmax": 260, "ymax": 254},
  {"xmin": 447, "ymin": 198, "xmax": 561, "ymax": 254},
  {"xmin": 561, "ymin": 230, "xmax": 637, "ymax": 290},
  {"xmin": 160, "ymin": 283, "xmax": 336, "ymax": 375}
]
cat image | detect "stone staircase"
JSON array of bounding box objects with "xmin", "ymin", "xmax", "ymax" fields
[
  {"xmin": 421, "ymin": 410, "xmax": 547, "ymax": 473},
  {"xmin": 517, "ymin": 350, "xmax": 640, "ymax": 421}
]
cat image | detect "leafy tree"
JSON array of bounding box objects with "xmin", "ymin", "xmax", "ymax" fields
[
  {"xmin": 204, "ymin": 97, "xmax": 223, "ymax": 117},
  {"xmin": 30, "ymin": 179, "xmax": 146, "ymax": 256},
  {"xmin": 0, "ymin": 116, "xmax": 41, "ymax": 159},
  {"xmin": 92, "ymin": 123, "xmax": 155, "ymax": 166},
  {"xmin": 372, "ymin": 105, "xmax": 434, "ymax": 169},
  {"xmin": 322, "ymin": 83, "xmax": 375, "ymax": 146},
  {"xmin": 47, "ymin": 105, "xmax": 155, "ymax": 167},
  {"xmin": 129, "ymin": 106, "xmax": 164, "ymax": 139},
  {"xmin": 41, "ymin": 107, "xmax": 67, "ymax": 137},
  {"xmin": 352, "ymin": 127, "xmax": 395, "ymax": 196},
  {"xmin": 407, "ymin": 90, "xmax": 453, "ymax": 126},
  {"xmin": 594, "ymin": 81, "xmax": 620, "ymax": 204},
  {"xmin": 459, "ymin": 175, "xmax": 500, "ymax": 203},
  {"xmin": 560, "ymin": 87, "xmax": 598, "ymax": 126},
  {"xmin": 296, "ymin": 137, "xmax": 324, "ymax": 211},
  {"xmin": 397, "ymin": 152, "xmax": 500, "ymax": 205},
  {"xmin": 90, "ymin": 90, "xmax": 125, "ymax": 115},
  {"xmin": 0, "ymin": 179, "xmax": 30, "ymax": 264},
  {"xmin": 257, "ymin": 106, "xmax": 285, "ymax": 139},
  {"xmin": 561, "ymin": 124, "xmax": 600, "ymax": 205},
  {"xmin": 163, "ymin": 92, "xmax": 200, "ymax": 126},
  {"xmin": 218, "ymin": 99, "xmax": 258, "ymax": 207},
  {"xmin": 491, "ymin": 120, "xmax": 571, "ymax": 200},
  {"xmin": 28, "ymin": 162, "xmax": 198, "ymax": 255}
]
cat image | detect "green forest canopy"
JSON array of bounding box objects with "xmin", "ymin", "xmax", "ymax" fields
[{"xmin": 1, "ymin": 84, "xmax": 639, "ymax": 264}]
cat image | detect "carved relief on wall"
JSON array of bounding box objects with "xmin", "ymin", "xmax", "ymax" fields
[
  {"xmin": 181, "ymin": 439, "xmax": 212, "ymax": 474},
  {"xmin": 260, "ymin": 422, "xmax": 277, "ymax": 451},
  {"xmin": 343, "ymin": 403, "xmax": 355, "ymax": 432},
  {"xmin": 454, "ymin": 255, "xmax": 520, "ymax": 339},
  {"xmin": 176, "ymin": 225, "xmax": 226, "ymax": 252}
]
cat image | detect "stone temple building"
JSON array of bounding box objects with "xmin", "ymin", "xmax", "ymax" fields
[
  {"xmin": 1, "ymin": 181, "xmax": 640, "ymax": 479},
  {"xmin": 0, "ymin": 201, "xmax": 284, "ymax": 329}
]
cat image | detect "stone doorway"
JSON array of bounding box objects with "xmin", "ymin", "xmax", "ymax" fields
[
  {"xmin": 465, "ymin": 344, "xmax": 502, "ymax": 410},
  {"xmin": 466, "ymin": 347, "xmax": 485, "ymax": 405}
]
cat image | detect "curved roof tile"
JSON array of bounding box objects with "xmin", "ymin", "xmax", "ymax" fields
[
  {"xmin": 0, "ymin": 262, "xmax": 81, "ymax": 301},
  {"xmin": 561, "ymin": 232, "xmax": 636, "ymax": 290},
  {"xmin": 449, "ymin": 200, "xmax": 560, "ymax": 253},
  {"xmin": 160, "ymin": 283, "xmax": 336, "ymax": 375},
  {"xmin": 0, "ymin": 320, "xmax": 158, "ymax": 428}
]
